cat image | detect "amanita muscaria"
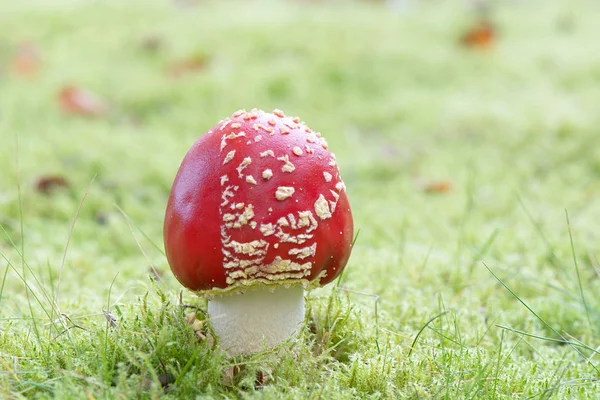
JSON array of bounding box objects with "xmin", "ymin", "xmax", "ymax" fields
[{"xmin": 164, "ymin": 108, "xmax": 353, "ymax": 356}]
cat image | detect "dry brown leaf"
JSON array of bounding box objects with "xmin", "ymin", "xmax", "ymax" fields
[
  {"xmin": 58, "ymin": 85, "xmax": 108, "ymax": 117},
  {"xmin": 422, "ymin": 180, "xmax": 453, "ymax": 194},
  {"xmin": 11, "ymin": 42, "xmax": 41, "ymax": 77},
  {"xmin": 167, "ymin": 55, "xmax": 208, "ymax": 78},
  {"xmin": 35, "ymin": 175, "xmax": 69, "ymax": 195},
  {"xmin": 254, "ymin": 370, "xmax": 270, "ymax": 388},
  {"xmin": 460, "ymin": 20, "xmax": 496, "ymax": 49}
]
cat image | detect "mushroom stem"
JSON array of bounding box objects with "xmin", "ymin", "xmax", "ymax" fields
[{"xmin": 208, "ymin": 285, "xmax": 305, "ymax": 356}]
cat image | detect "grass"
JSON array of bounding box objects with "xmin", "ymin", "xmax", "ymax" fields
[{"xmin": 1, "ymin": 0, "xmax": 600, "ymax": 397}]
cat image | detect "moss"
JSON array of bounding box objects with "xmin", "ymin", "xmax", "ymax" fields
[{"xmin": 1, "ymin": 0, "xmax": 600, "ymax": 398}]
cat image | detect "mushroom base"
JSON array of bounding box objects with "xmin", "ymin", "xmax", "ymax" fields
[{"xmin": 208, "ymin": 285, "xmax": 305, "ymax": 356}]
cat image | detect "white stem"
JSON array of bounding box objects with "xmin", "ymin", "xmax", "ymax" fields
[{"xmin": 207, "ymin": 285, "xmax": 305, "ymax": 356}]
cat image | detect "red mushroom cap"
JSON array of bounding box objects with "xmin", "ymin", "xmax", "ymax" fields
[{"xmin": 164, "ymin": 109, "xmax": 353, "ymax": 294}]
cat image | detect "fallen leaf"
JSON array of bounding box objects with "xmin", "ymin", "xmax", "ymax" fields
[
  {"xmin": 422, "ymin": 180, "xmax": 453, "ymax": 194},
  {"xmin": 254, "ymin": 370, "xmax": 270, "ymax": 388},
  {"xmin": 11, "ymin": 42, "xmax": 41, "ymax": 77},
  {"xmin": 167, "ymin": 54, "xmax": 208, "ymax": 78},
  {"xmin": 222, "ymin": 365, "xmax": 271, "ymax": 389},
  {"xmin": 58, "ymin": 85, "xmax": 108, "ymax": 117},
  {"xmin": 35, "ymin": 175, "xmax": 69, "ymax": 194},
  {"xmin": 307, "ymin": 316, "xmax": 317, "ymax": 335},
  {"xmin": 222, "ymin": 366, "xmax": 242, "ymax": 387},
  {"xmin": 460, "ymin": 20, "xmax": 496, "ymax": 49}
]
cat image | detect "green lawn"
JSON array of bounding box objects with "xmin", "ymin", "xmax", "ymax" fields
[{"xmin": 1, "ymin": 0, "xmax": 600, "ymax": 398}]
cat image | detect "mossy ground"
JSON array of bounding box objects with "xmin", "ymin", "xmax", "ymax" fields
[{"xmin": 1, "ymin": 0, "xmax": 600, "ymax": 398}]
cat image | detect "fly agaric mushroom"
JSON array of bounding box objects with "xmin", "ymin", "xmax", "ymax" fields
[{"xmin": 164, "ymin": 108, "xmax": 353, "ymax": 356}]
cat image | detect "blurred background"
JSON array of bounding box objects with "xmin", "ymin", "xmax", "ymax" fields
[
  {"xmin": 3, "ymin": 1, "xmax": 600, "ymax": 396},
  {"xmin": 1, "ymin": 0, "xmax": 600, "ymax": 316}
]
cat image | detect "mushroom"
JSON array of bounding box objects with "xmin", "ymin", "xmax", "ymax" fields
[{"xmin": 164, "ymin": 108, "xmax": 354, "ymax": 356}]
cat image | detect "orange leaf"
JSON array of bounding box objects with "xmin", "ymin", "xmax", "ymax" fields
[
  {"xmin": 11, "ymin": 42, "xmax": 41, "ymax": 77},
  {"xmin": 422, "ymin": 180, "xmax": 453, "ymax": 194},
  {"xmin": 166, "ymin": 55, "xmax": 208, "ymax": 78},
  {"xmin": 460, "ymin": 20, "xmax": 495, "ymax": 49},
  {"xmin": 35, "ymin": 175, "xmax": 69, "ymax": 195},
  {"xmin": 58, "ymin": 85, "xmax": 108, "ymax": 117}
]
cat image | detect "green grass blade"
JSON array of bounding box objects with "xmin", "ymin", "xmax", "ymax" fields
[
  {"xmin": 408, "ymin": 311, "xmax": 449, "ymax": 358},
  {"xmin": 565, "ymin": 209, "xmax": 594, "ymax": 336},
  {"xmin": 484, "ymin": 263, "xmax": 599, "ymax": 373},
  {"xmin": 115, "ymin": 204, "xmax": 166, "ymax": 257}
]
